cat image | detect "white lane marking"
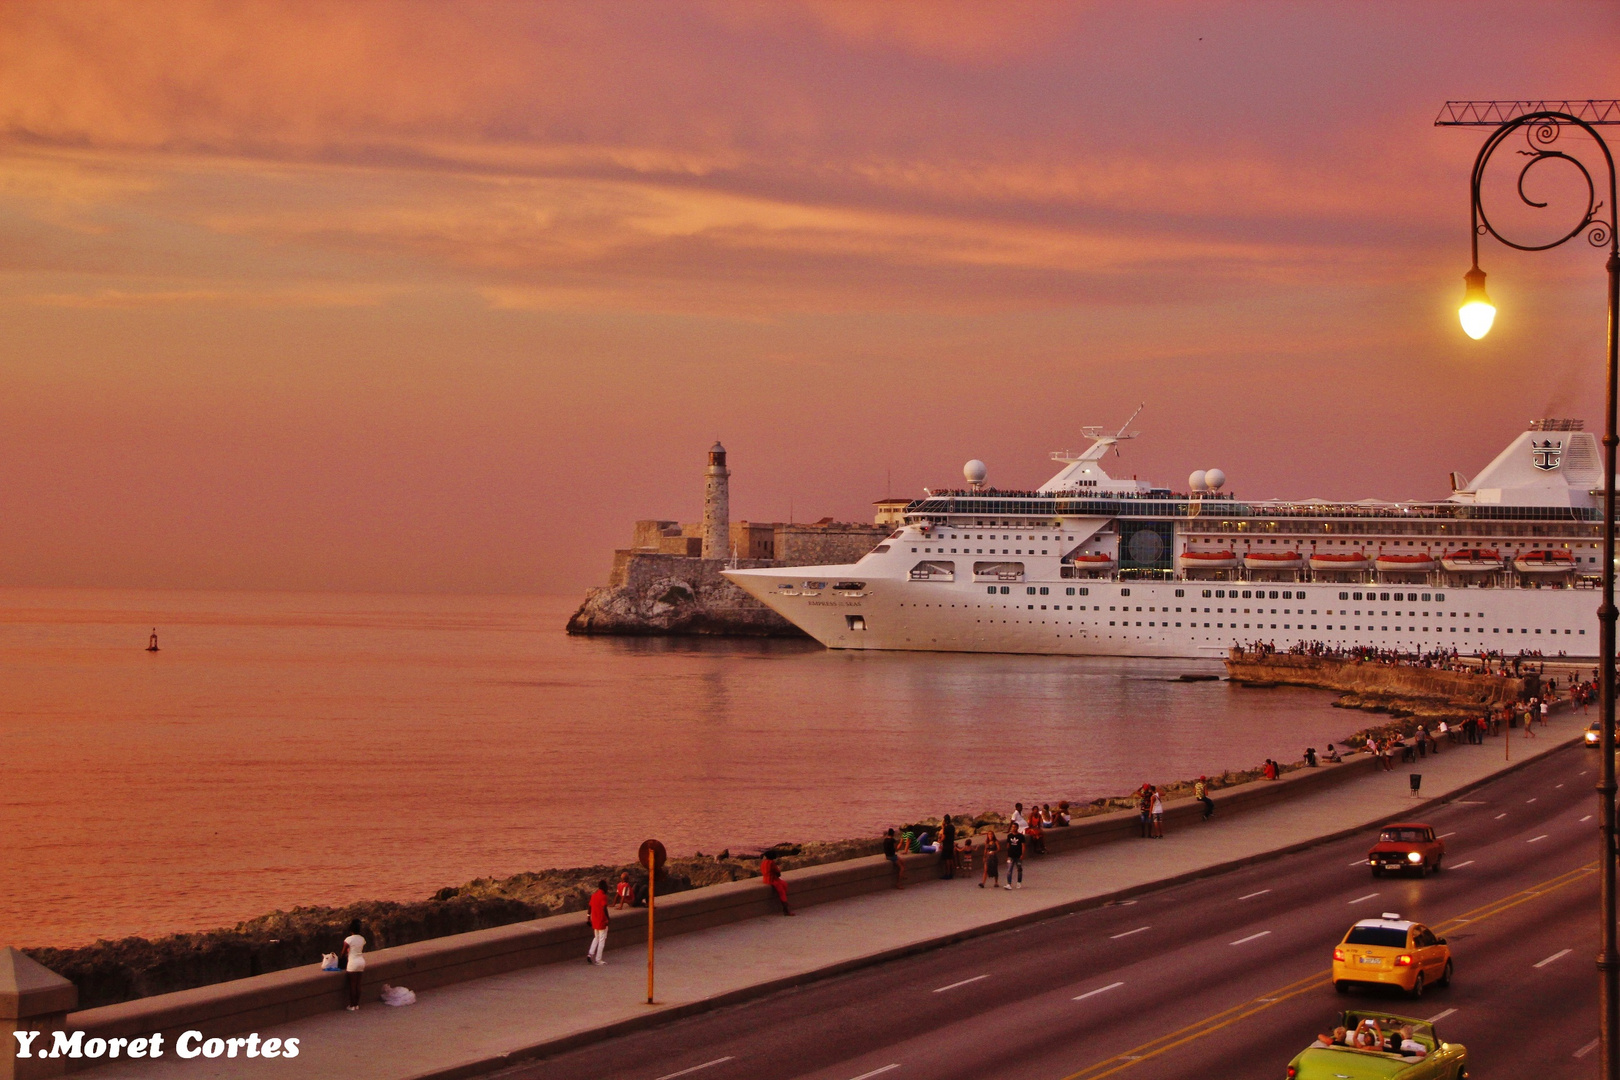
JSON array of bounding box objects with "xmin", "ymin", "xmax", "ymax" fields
[
  {"xmin": 1450, "ymin": 860, "xmax": 1476, "ymax": 869},
  {"xmin": 655, "ymin": 1058, "xmax": 735, "ymax": 1080},
  {"xmin": 1528, "ymin": 834, "xmax": 1550, "ymax": 843},
  {"xmin": 1074, "ymin": 981, "xmax": 1126, "ymax": 1001},
  {"xmin": 1495, "ymin": 813, "xmax": 1508, "ymax": 820},
  {"xmin": 1535, "ymin": 948, "xmax": 1574, "ymax": 969},
  {"xmin": 1557, "ymin": 784, "xmax": 1566, "ymax": 789},
  {"xmin": 1110, "ymin": 925, "xmax": 1152, "ymax": 940},
  {"xmin": 1348, "ymin": 893, "xmax": 1379, "ymax": 904},
  {"xmin": 1583, "ymin": 815, "xmax": 1594, "ymax": 823},
  {"xmin": 1238, "ymin": 889, "xmax": 1272, "ymax": 900},
  {"xmin": 1581, "ymin": 771, "xmax": 1591, "ymax": 777},
  {"xmin": 1230, "ymin": 931, "xmax": 1271, "ymax": 946},
  {"xmin": 1438, "ymin": 832, "xmax": 1457, "ymax": 839},
  {"xmin": 932, "ymin": 974, "xmax": 988, "ymax": 993},
  {"xmin": 1425, "ymin": 1008, "xmax": 1457, "ymax": 1024},
  {"xmin": 1577, "ymin": 1038, "xmax": 1601, "ymax": 1059},
  {"xmin": 1350, "ymin": 860, "xmax": 1370, "ymax": 867},
  {"xmin": 1527, "ymin": 797, "xmax": 1538, "ymax": 804},
  {"xmin": 1454, "ymin": 800, "xmax": 1487, "ymax": 805},
  {"xmin": 847, "ymin": 1066, "xmax": 900, "ymax": 1080}
]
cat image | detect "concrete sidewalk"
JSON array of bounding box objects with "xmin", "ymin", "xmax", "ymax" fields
[{"xmin": 87, "ymin": 707, "xmax": 1593, "ymax": 1080}]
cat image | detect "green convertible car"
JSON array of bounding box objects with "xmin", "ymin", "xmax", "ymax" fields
[{"xmin": 1285, "ymin": 1011, "xmax": 1468, "ymax": 1079}]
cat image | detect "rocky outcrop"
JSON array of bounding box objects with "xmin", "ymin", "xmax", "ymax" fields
[
  {"xmin": 566, "ymin": 552, "xmax": 805, "ymax": 637},
  {"xmin": 1226, "ymin": 652, "xmax": 1538, "ymax": 722}
]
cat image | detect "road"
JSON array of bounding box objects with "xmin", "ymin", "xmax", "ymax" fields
[{"xmin": 507, "ymin": 742, "xmax": 1603, "ymax": 1080}]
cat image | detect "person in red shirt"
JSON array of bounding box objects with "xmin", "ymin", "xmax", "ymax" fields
[
  {"xmin": 614, "ymin": 871, "xmax": 632, "ymax": 909},
  {"xmin": 761, "ymin": 852, "xmax": 794, "ymax": 915},
  {"xmin": 586, "ymin": 880, "xmax": 610, "ymax": 965}
]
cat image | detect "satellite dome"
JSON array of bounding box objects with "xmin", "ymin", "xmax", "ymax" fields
[
  {"xmin": 1188, "ymin": 470, "xmax": 1207, "ymax": 492},
  {"xmin": 1205, "ymin": 468, "xmax": 1226, "ymax": 490},
  {"xmin": 963, "ymin": 459, "xmax": 988, "ymax": 485}
]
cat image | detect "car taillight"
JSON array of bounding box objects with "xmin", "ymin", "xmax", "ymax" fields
[
  {"xmin": 1396, "ymin": 954, "xmax": 1414, "ymax": 966},
  {"xmin": 1333, "ymin": 948, "xmax": 1345, "ymax": 961}
]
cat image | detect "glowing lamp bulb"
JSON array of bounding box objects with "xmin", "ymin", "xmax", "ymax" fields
[{"xmin": 1459, "ymin": 266, "xmax": 1495, "ymax": 340}]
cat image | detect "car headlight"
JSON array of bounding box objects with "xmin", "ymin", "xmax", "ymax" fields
[{"xmin": 1407, "ymin": 851, "xmax": 1424, "ymax": 863}]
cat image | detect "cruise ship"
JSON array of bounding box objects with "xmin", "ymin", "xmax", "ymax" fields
[{"xmin": 723, "ymin": 419, "xmax": 1608, "ymax": 658}]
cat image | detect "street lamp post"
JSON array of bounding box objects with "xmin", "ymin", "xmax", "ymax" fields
[{"xmin": 1458, "ymin": 110, "xmax": 1619, "ymax": 1079}]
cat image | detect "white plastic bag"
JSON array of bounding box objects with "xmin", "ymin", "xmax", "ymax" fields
[
  {"xmin": 380, "ymin": 984, "xmax": 416, "ymax": 1007},
  {"xmin": 320, "ymin": 953, "xmax": 339, "ymax": 972}
]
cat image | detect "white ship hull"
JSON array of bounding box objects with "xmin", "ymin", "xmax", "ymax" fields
[
  {"xmin": 727, "ymin": 563, "xmax": 1600, "ymax": 658},
  {"xmin": 724, "ymin": 419, "xmax": 1609, "ymax": 659}
]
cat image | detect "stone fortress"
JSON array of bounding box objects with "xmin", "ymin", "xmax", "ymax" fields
[{"xmin": 566, "ymin": 443, "xmax": 890, "ymax": 636}]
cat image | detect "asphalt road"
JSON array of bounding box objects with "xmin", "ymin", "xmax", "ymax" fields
[{"xmin": 508, "ymin": 742, "xmax": 1604, "ymax": 1080}]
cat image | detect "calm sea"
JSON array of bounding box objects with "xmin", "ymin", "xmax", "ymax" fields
[{"xmin": 0, "ymin": 589, "xmax": 1351, "ymax": 948}]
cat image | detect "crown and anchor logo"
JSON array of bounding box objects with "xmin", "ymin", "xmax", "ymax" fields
[{"xmin": 1531, "ymin": 439, "xmax": 1563, "ymax": 471}]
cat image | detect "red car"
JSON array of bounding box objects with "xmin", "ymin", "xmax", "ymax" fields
[{"xmin": 1368, "ymin": 822, "xmax": 1445, "ymax": 877}]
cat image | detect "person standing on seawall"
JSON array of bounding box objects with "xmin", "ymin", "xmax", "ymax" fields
[
  {"xmin": 339, "ymin": 919, "xmax": 367, "ymax": 1011},
  {"xmin": 979, "ymin": 829, "xmax": 1000, "ymax": 889},
  {"xmin": 1194, "ymin": 776, "xmax": 1213, "ymax": 821},
  {"xmin": 587, "ymin": 880, "xmax": 610, "ymax": 964},
  {"xmin": 940, "ymin": 814, "xmax": 957, "ymax": 879},
  {"xmin": 1149, "ymin": 788, "xmax": 1164, "ymax": 839}
]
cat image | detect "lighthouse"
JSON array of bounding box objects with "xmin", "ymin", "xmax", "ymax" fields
[{"xmin": 703, "ymin": 441, "xmax": 730, "ymax": 559}]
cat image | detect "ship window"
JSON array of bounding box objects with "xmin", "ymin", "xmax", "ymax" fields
[
  {"xmin": 1215, "ymin": 590, "xmax": 1225, "ymax": 598},
  {"xmin": 1339, "ymin": 592, "xmax": 1349, "ymax": 600},
  {"xmin": 1269, "ymin": 591, "xmax": 1279, "ymax": 599},
  {"xmin": 1436, "ymin": 593, "xmax": 1446, "ymax": 601},
  {"xmin": 874, "ymin": 545, "xmax": 890, "ymax": 553},
  {"xmin": 1121, "ymin": 588, "xmax": 1131, "ymax": 596},
  {"xmin": 1353, "ymin": 592, "xmax": 1363, "ymax": 600},
  {"xmin": 1066, "ymin": 587, "xmax": 1075, "ymax": 595},
  {"xmin": 1175, "ymin": 589, "xmax": 1185, "ymax": 597},
  {"xmin": 987, "ymin": 586, "xmax": 997, "ymax": 594},
  {"xmin": 1380, "ymin": 592, "xmax": 1390, "ymax": 601},
  {"xmin": 1026, "ymin": 587, "xmax": 1036, "ymax": 595},
  {"xmin": 1203, "ymin": 590, "xmax": 1212, "ymax": 597},
  {"xmin": 1080, "ymin": 588, "xmax": 1090, "ymax": 596},
  {"xmin": 1039, "ymin": 587, "xmax": 1050, "ymax": 595},
  {"xmin": 1000, "ymin": 586, "xmax": 1011, "ymax": 594},
  {"xmin": 1242, "ymin": 590, "xmax": 1252, "ymax": 598}
]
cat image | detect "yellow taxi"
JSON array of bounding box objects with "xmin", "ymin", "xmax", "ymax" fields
[{"xmin": 1332, "ymin": 913, "xmax": 1452, "ymax": 998}]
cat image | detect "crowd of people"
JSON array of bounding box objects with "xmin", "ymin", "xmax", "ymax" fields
[{"xmin": 1315, "ymin": 1018, "xmax": 1430, "ymax": 1058}]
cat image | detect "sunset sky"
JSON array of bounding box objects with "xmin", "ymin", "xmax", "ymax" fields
[{"xmin": 1, "ymin": 2, "xmax": 1616, "ymax": 594}]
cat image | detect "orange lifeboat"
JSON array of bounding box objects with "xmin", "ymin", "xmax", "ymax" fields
[
  {"xmin": 1514, "ymin": 549, "xmax": 1576, "ymax": 574},
  {"xmin": 1309, "ymin": 551, "xmax": 1370, "ymax": 572},
  {"xmin": 1178, "ymin": 550, "xmax": 1238, "ymax": 570},
  {"xmin": 1375, "ymin": 553, "xmax": 1436, "ymax": 573},
  {"xmin": 1070, "ymin": 553, "xmax": 1117, "ymax": 570},
  {"xmin": 1243, "ymin": 551, "xmax": 1303, "ymax": 570},
  {"xmin": 1441, "ymin": 548, "xmax": 1502, "ymax": 572}
]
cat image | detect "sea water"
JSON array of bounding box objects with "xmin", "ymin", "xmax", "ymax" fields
[{"xmin": 0, "ymin": 589, "xmax": 1350, "ymax": 947}]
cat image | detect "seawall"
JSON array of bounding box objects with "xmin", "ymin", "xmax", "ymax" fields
[
  {"xmin": 29, "ymin": 754, "xmax": 1383, "ymax": 1070},
  {"xmin": 1225, "ymin": 652, "xmax": 1537, "ymax": 708}
]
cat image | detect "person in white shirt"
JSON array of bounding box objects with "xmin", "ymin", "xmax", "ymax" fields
[
  {"xmin": 1010, "ymin": 803, "xmax": 1027, "ymax": 829},
  {"xmin": 340, "ymin": 919, "xmax": 367, "ymax": 1011}
]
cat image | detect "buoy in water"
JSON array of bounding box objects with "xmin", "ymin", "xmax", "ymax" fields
[{"xmin": 146, "ymin": 629, "xmax": 160, "ymax": 652}]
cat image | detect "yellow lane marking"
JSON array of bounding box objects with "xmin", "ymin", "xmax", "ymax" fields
[{"xmin": 1057, "ymin": 861, "xmax": 1598, "ymax": 1080}]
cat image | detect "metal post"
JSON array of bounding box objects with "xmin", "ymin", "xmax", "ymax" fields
[
  {"xmin": 646, "ymin": 871, "xmax": 656, "ymax": 1005},
  {"xmin": 1601, "ymin": 247, "xmax": 1620, "ymax": 1080},
  {"xmin": 1456, "ymin": 110, "xmax": 1617, "ymax": 1080}
]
